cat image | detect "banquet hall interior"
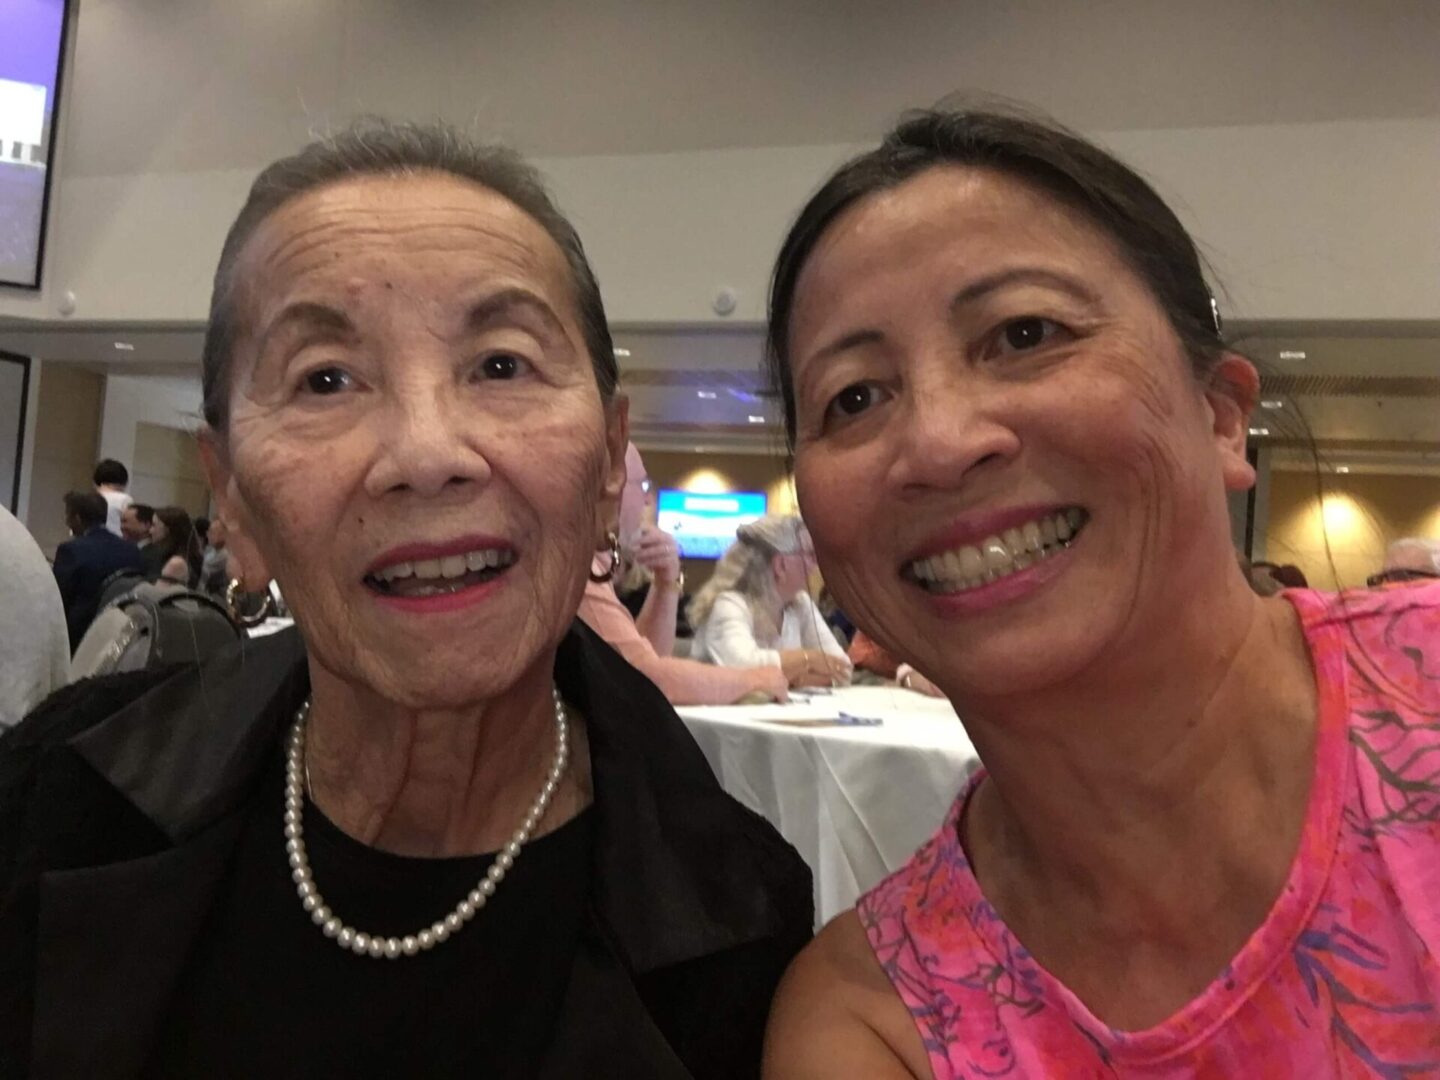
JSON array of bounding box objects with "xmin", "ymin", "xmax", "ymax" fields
[{"xmin": 1, "ymin": 0, "xmax": 1437, "ymax": 978}]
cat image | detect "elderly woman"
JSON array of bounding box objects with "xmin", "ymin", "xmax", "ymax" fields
[
  {"xmin": 762, "ymin": 109, "xmax": 1440, "ymax": 1077},
  {"xmin": 0, "ymin": 122, "xmax": 810, "ymax": 1078},
  {"xmin": 688, "ymin": 515, "xmax": 852, "ymax": 689}
]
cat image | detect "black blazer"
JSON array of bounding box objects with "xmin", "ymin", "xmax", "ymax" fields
[
  {"xmin": 51, "ymin": 526, "xmax": 146, "ymax": 649},
  {"xmin": 0, "ymin": 622, "xmax": 812, "ymax": 1078}
]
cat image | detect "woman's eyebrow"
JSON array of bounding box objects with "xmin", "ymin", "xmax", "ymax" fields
[
  {"xmin": 803, "ymin": 266, "xmax": 1100, "ymax": 369},
  {"xmin": 948, "ymin": 267, "xmax": 1100, "ymax": 314},
  {"xmin": 257, "ymin": 301, "xmax": 356, "ymax": 353},
  {"xmin": 465, "ymin": 287, "xmax": 566, "ymax": 338}
]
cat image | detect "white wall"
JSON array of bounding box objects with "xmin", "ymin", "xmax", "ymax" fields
[
  {"xmin": 97, "ymin": 374, "xmax": 204, "ymax": 478},
  {"xmin": 0, "ymin": 0, "xmax": 1437, "ymax": 329},
  {"xmin": 4, "ymin": 116, "xmax": 1438, "ymax": 331}
]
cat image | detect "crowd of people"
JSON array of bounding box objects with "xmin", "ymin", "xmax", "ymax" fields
[{"xmin": 0, "ymin": 108, "xmax": 1436, "ymax": 1078}]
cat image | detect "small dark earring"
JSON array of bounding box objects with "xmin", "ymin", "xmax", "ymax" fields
[{"xmin": 589, "ymin": 530, "xmax": 622, "ymax": 584}]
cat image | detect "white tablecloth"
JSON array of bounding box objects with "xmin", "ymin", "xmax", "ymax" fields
[{"xmin": 677, "ymin": 686, "xmax": 980, "ymax": 926}]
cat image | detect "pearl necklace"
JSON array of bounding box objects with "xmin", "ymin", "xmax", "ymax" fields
[{"xmin": 284, "ymin": 686, "xmax": 570, "ymax": 959}]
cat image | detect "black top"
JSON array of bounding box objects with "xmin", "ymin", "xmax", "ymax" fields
[
  {"xmin": 0, "ymin": 622, "xmax": 813, "ymax": 1079},
  {"xmin": 149, "ymin": 754, "xmax": 595, "ymax": 1078}
]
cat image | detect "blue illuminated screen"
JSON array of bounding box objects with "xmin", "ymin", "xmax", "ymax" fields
[{"xmin": 656, "ymin": 489, "xmax": 767, "ymax": 560}]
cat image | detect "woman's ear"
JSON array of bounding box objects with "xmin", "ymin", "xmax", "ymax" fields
[
  {"xmin": 597, "ymin": 396, "xmax": 630, "ymax": 545},
  {"xmin": 1205, "ymin": 353, "xmax": 1260, "ymax": 493},
  {"xmin": 197, "ymin": 428, "xmax": 274, "ymax": 589}
]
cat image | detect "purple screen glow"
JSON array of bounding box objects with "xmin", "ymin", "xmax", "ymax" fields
[{"xmin": 0, "ymin": 0, "xmax": 68, "ymax": 288}]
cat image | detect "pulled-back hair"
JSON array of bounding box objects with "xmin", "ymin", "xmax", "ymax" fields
[
  {"xmin": 766, "ymin": 105, "xmax": 1226, "ymax": 449},
  {"xmin": 200, "ymin": 118, "xmax": 617, "ymax": 432}
]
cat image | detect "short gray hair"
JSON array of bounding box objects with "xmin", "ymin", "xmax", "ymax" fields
[{"xmin": 200, "ymin": 119, "xmax": 617, "ymax": 431}]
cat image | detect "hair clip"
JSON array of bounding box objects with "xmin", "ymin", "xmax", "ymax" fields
[{"xmin": 1209, "ymin": 296, "xmax": 1224, "ymax": 339}]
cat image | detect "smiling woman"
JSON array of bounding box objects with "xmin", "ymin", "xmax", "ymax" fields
[
  {"xmin": 0, "ymin": 121, "xmax": 811, "ymax": 1078},
  {"xmin": 760, "ymin": 108, "xmax": 1440, "ymax": 1079}
]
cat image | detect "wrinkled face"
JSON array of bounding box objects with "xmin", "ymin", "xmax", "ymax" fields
[
  {"xmin": 202, "ymin": 172, "xmax": 625, "ymax": 708},
  {"xmin": 119, "ymin": 506, "xmax": 149, "ymax": 542},
  {"xmin": 786, "ymin": 166, "xmax": 1255, "ymax": 698}
]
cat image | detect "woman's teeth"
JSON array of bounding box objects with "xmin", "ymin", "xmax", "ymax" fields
[
  {"xmin": 910, "ymin": 509, "xmax": 1088, "ymax": 594},
  {"xmin": 367, "ymin": 548, "xmax": 516, "ymax": 596}
]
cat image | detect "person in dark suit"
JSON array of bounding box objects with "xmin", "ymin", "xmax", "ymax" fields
[{"xmin": 51, "ymin": 490, "xmax": 146, "ymax": 651}]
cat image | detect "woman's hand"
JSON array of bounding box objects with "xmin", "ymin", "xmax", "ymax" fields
[
  {"xmin": 896, "ymin": 663, "xmax": 945, "ymax": 698},
  {"xmin": 780, "ymin": 649, "xmax": 854, "ymax": 688},
  {"xmin": 633, "ymin": 525, "xmax": 683, "ymax": 589}
]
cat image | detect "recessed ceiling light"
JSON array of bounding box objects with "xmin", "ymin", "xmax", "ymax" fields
[
  {"xmin": 1278, "ymin": 350, "xmax": 1306, "ymax": 360},
  {"xmin": 1248, "ymin": 427, "xmax": 1270, "ymax": 436},
  {"xmin": 113, "ymin": 341, "xmax": 134, "ymax": 351},
  {"xmin": 1260, "ymin": 399, "xmax": 1284, "ymax": 409},
  {"xmin": 696, "ymin": 390, "xmax": 717, "ymax": 400},
  {"xmin": 1336, "ymin": 466, "xmax": 1351, "ymax": 474},
  {"xmin": 612, "ymin": 347, "xmax": 631, "ymax": 358},
  {"xmin": 747, "ymin": 415, "xmax": 765, "ymax": 424}
]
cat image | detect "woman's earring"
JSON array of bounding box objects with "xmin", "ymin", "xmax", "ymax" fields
[
  {"xmin": 588, "ymin": 530, "xmax": 622, "ymax": 584},
  {"xmin": 225, "ymin": 578, "xmax": 277, "ymax": 628}
]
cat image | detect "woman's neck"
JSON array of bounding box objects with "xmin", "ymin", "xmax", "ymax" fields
[
  {"xmin": 301, "ymin": 656, "xmax": 592, "ymax": 858},
  {"xmin": 959, "ymin": 579, "xmax": 1319, "ymax": 962}
]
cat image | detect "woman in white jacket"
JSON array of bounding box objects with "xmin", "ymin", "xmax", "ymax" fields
[{"xmin": 689, "ymin": 515, "xmax": 852, "ymax": 688}]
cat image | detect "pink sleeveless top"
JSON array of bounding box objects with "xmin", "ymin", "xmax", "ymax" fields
[{"xmin": 858, "ymin": 585, "xmax": 1440, "ymax": 1078}]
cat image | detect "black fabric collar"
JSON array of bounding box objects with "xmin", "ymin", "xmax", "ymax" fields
[{"xmin": 69, "ymin": 622, "xmax": 798, "ymax": 974}]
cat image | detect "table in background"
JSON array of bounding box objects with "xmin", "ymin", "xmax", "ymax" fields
[{"xmin": 677, "ymin": 686, "xmax": 979, "ymax": 926}]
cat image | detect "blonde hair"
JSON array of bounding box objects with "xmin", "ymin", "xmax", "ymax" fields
[{"xmin": 688, "ymin": 515, "xmax": 809, "ymax": 643}]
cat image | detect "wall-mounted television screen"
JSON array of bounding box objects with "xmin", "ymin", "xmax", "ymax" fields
[
  {"xmin": 0, "ymin": 0, "xmax": 70, "ymax": 289},
  {"xmin": 656, "ymin": 489, "xmax": 767, "ymax": 560}
]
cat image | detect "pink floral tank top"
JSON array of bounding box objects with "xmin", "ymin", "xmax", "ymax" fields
[{"xmin": 858, "ymin": 585, "xmax": 1440, "ymax": 1077}]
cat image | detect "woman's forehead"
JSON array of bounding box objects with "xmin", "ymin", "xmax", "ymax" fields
[
  {"xmin": 236, "ymin": 172, "xmax": 571, "ymax": 311},
  {"xmin": 791, "ymin": 166, "xmax": 1129, "ymax": 327}
]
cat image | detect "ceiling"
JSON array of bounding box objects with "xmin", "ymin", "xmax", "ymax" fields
[
  {"xmin": 3, "ymin": 319, "xmax": 1437, "ymax": 464},
  {"xmin": 60, "ymin": 0, "xmax": 1440, "ymax": 176}
]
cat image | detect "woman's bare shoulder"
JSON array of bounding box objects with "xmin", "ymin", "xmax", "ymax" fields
[{"xmin": 762, "ymin": 909, "xmax": 931, "ymax": 1079}]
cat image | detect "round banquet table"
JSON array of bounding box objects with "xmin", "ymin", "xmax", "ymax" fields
[{"xmin": 676, "ymin": 685, "xmax": 980, "ymax": 927}]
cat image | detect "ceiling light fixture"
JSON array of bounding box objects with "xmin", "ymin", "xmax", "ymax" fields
[
  {"xmin": 696, "ymin": 391, "xmax": 717, "ymax": 400},
  {"xmin": 1278, "ymin": 350, "xmax": 1307, "ymax": 360},
  {"xmin": 747, "ymin": 415, "xmax": 765, "ymax": 424},
  {"xmin": 613, "ymin": 347, "xmax": 631, "ymax": 358},
  {"xmin": 1248, "ymin": 427, "xmax": 1270, "ymax": 436},
  {"xmin": 1260, "ymin": 399, "xmax": 1284, "ymax": 409},
  {"xmin": 1336, "ymin": 466, "xmax": 1351, "ymax": 474},
  {"xmin": 113, "ymin": 341, "xmax": 134, "ymax": 351}
]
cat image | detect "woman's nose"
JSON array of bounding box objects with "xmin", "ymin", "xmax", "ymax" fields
[
  {"xmin": 888, "ymin": 376, "xmax": 1021, "ymax": 491},
  {"xmin": 363, "ymin": 388, "xmax": 493, "ymax": 499}
]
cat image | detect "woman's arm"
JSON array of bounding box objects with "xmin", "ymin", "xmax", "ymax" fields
[
  {"xmin": 763, "ymin": 913, "xmax": 927, "ymax": 1079},
  {"xmin": 703, "ymin": 593, "xmax": 783, "ymax": 669}
]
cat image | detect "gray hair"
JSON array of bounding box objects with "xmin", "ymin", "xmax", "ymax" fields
[
  {"xmin": 1383, "ymin": 538, "xmax": 1440, "ymax": 574},
  {"xmin": 200, "ymin": 119, "xmax": 617, "ymax": 432},
  {"xmin": 688, "ymin": 514, "xmax": 810, "ymax": 638}
]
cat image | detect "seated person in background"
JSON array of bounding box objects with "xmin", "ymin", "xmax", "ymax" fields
[
  {"xmin": 1369, "ymin": 538, "xmax": 1440, "ymax": 587},
  {"xmin": 0, "ymin": 506, "xmax": 69, "ymax": 727},
  {"xmin": 200, "ymin": 518, "xmax": 231, "ymax": 596},
  {"xmin": 145, "ymin": 505, "xmax": 204, "ymax": 586},
  {"xmin": 119, "ymin": 501, "xmax": 154, "ymax": 544},
  {"xmin": 51, "ymin": 490, "xmax": 146, "ymax": 650},
  {"xmin": 848, "ymin": 631, "xmax": 946, "ymax": 698},
  {"xmin": 578, "ymin": 442, "xmax": 788, "ymax": 705},
  {"xmin": 689, "ymin": 515, "xmax": 852, "ymax": 688},
  {"xmin": 93, "ymin": 459, "xmax": 133, "ymax": 536}
]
